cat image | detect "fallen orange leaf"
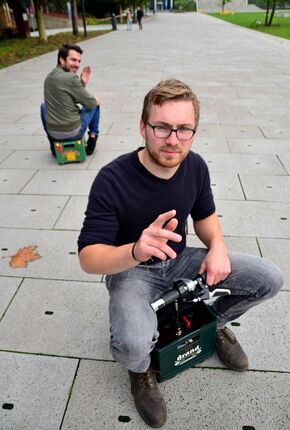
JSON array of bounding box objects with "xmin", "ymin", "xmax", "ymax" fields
[{"xmin": 9, "ymin": 246, "xmax": 41, "ymax": 269}]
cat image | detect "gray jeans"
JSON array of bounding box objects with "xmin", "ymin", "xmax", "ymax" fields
[{"xmin": 106, "ymin": 247, "xmax": 283, "ymax": 373}]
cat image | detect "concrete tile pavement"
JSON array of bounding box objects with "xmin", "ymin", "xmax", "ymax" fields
[{"xmin": 0, "ymin": 11, "xmax": 289, "ymax": 429}]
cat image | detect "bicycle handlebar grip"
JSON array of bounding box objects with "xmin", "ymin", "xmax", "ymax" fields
[{"xmin": 150, "ymin": 288, "xmax": 180, "ymax": 312}]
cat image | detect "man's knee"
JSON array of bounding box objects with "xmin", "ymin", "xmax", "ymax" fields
[
  {"xmin": 260, "ymin": 258, "xmax": 283, "ymax": 299},
  {"xmin": 111, "ymin": 332, "xmax": 155, "ymax": 362}
]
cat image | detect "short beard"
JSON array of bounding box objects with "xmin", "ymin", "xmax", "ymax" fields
[{"xmin": 145, "ymin": 141, "xmax": 186, "ymax": 169}]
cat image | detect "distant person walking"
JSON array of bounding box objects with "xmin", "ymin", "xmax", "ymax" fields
[
  {"xmin": 126, "ymin": 8, "xmax": 132, "ymax": 31},
  {"xmin": 137, "ymin": 6, "xmax": 143, "ymax": 30}
]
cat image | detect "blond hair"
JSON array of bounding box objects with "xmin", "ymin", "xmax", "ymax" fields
[{"xmin": 141, "ymin": 79, "xmax": 200, "ymax": 127}]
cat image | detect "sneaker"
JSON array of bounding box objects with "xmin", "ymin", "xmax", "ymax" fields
[
  {"xmin": 129, "ymin": 369, "xmax": 167, "ymax": 428},
  {"xmin": 215, "ymin": 326, "xmax": 248, "ymax": 371},
  {"xmin": 86, "ymin": 135, "xmax": 98, "ymax": 155}
]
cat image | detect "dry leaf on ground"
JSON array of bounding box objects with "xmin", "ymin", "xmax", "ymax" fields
[{"xmin": 9, "ymin": 246, "xmax": 41, "ymax": 268}]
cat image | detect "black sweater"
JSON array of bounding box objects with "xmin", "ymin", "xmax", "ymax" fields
[{"xmin": 78, "ymin": 148, "xmax": 215, "ymax": 256}]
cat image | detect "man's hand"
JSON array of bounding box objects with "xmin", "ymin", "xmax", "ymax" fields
[
  {"xmin": 133, "ymin": 210, "xmax": 182, "ymax": 262},
  {"xmin": 198, "ymin": 243, "xmax": 231, "ymax": 286},
  {"xmin": 80, "ymin": 66, "xmax": 91, "ymax": 86}
]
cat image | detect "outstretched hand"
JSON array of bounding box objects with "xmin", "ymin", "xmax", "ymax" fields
[
  {"xmin": 80, "ymin": 66, "xmax": 91, "ymax": 86},
  {"xmin": 133, "ymin": 210, "xmax": 182, "ymax": 263}
]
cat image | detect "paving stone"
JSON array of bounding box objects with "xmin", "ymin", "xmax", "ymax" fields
[
  {"xmin": 0, "ymin": 279, "xmax": 110, "ymax": 359},
  {"xmin": 62, "ymin": 361, "xmax": 290, "ymax": 430},
  {"xmin": 203, "ymin": 153, "xmax": 285, "ymax": 174},
  {"xmin": 227, "ymin": 137, "xmax": 290, "ymax": 155},
  {"xmin": 0, "ymin": 228, "xmax": 101, "ymax": 282},
  {"xmin": 209, "ymin": 172, "xmax": 244, "ymax": 200},
  {"xmin": 240, "ymin": 174, "xmax": 290, "ymax": 202},
  {"xmin": 0, "ymin": 150, "xmax": 89, "ymax": 170},
  {"xmin": 0, "ymin": 352, "xmax": 77, "ymax": 430},
  {"xmin": 258, "ymin": 238, "xmax": 290, "ymax": 289},
  {"xmin": 108, "ymin": 122, "xmax": 140, "ymax": 136},
  {"xmin": 193, "ymin": 137, "xmax": 230, "ymax": 153},
  {"xmin": 261, "ymin": 126, "xmax": 290, "ymax": 139},
  {"xmin": 278, "ymin": 153, "xmax": 290, "ymax": 175},
  {"xmin": 0, "ymin": 169, "xmax": 36, "ymax": 194},
  {"xmin": 197, "ymin": 124, "xmax": 264, "ymax": 138},
  {"xmin": 0, "ymin": 113, "xmax": 24, "ymax": 123},
  {"xmin": 0, "ymin": 195, "xmax": 68, "ymax": 229},
  {"xmin": 204, "ymin": 292, "xmax": 290, "ymax": 372},
  {"xmin": 87, "ymin": 150, "xmax": 127, "ymax": 171},
  {"xmin": 96, "ymin": 135, "xmax": 143, "ymax": 151},
  {"xmin": 0, "ymin": 150, "xmax": 13, "ymax": 164},
  {"xmin": 0, "ymin": 135, "xmax": 49, "ymax": 151},
  {"xmin": 21, "ymin": 169, "xmax": 97, "ymax": 196},
  {"xmin": 54, "ymin": 196, "xmax": 88, "ymax": 230},
  {"xmin": 186, "ymin": 235, "xmax": 260, "ymax": 256},
  {"xmin": 0, "ymin": 124, "xmax": 40, "ymax": 135},
  {"xmin": 187, "ymin": 201, "xmax": 290, "ymax": 238},
  {"xmin": 0, "ymin": 277, "xmax": 21, "ymax": 318}
]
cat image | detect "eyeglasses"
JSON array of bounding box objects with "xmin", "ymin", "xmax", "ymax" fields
[{"xmin": 146, "ymin": 121, "xmax": 196, "ymax": 141}]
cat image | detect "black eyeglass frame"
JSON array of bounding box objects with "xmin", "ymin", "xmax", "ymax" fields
[{"xmin": 146, "ymin": 121, "xmax": 196, "ymax": 141}]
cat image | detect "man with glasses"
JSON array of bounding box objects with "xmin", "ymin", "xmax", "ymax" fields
[{"xmin": 78, "ymin": 79, "xmax": 283, "ymax": 428}]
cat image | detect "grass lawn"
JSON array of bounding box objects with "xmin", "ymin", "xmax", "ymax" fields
[
  {"xmin": 209, "ymin": 11, "xmax": 290, "ymax": 40},
  {"xmin": 0, "ymin": 30, "xmax": 110, "ymax": 69}
]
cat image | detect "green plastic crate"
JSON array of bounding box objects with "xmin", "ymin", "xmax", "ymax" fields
[
  {"xmin": 54, "ymin": 137, "xmax": 86, "ymax": 164},
  {"xmin": 151, "ymin": 301, "xmax": 216, "ymax": 381}
]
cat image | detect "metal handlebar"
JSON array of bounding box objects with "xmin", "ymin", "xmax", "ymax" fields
[{"xmin": 150, "ymin": 275, "xmax": 231, "ymax": 312}]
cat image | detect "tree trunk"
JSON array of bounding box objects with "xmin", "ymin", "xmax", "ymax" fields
[
  {"xmin": 7, "ymin": 0, "xmax": 30, "ymax": 37},
  {"xmin": 268, "ymin": 0, "xmax": 277, "ymax": 26},
  {"xmin": 265, "ymin": 0, "xmax": 271, "ymax": 26},
  {"xmin": 34, "ymin": 0, "xmax": 47, "ymax": 42},
  {"xmin": 71, "ymin": 0, "xmax": 78, "ymax": 36}
]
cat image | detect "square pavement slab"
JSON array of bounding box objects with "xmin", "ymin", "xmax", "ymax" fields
[
  {"xmin": 54, "ymin": 196, "xmax": 88, "ymax": 231},
  {"xmin": 209, "ymin": 172, "xmax": 244, "ymax": 200},
  {"xmin": 258, "ymin": 238, "xmax": 290, "ymax": 289},
  {"xmin": 0, "ymin": 228, "xmax": 101, "ymax": 282},
  {"xmin": 0, "ymin": 194, "xmax": 69, "ymax": 229},
  {"xmin": 61, "ymin": 361, "xmax": 290, "ymax": 430},
  {"xmin": 0, "ymin": 150, "xmax": 90, "ymax": 170},
  {"xmin": 227, "ymin": 138, "xmax": 290, "ymax": 155},
  {"xmin": 202, "ymin": 153, "xmax": 286, "ymax": 175},
  {"xmin": 186, "ymin": 235, "xmax": 261, "ymax": 257},
  {"xmin": 20, "ymin": 169, "xmax": 97, "ymax": 196},
  {"xmin": 278, "ymin": 153, "xmax": 290, "ymax": 175},
  {"xmin": 203, "ymin": 292, "xmax": 290, "ymax": 372},
  {"xmin": 0, "ymin": 135, "xmax": 49, "ymax": 151},
  {"xmin": 0, "ymin": 352, "xmax": 77, "ymax": 430},
  {"xmin": 239, "ymin": 174, "xmax": 290, "ymax": 202},
  {"xmin": 210, "ymin": 201, "xmax": 290, "ymax": 238},
  {"xmin": 0, "ymin": 279, "xmax": 110, "ymax": 359},
  {"xmin": 193, "ymin": 137, "xmax": 230, "ymax": 153},
  {"xmin": 0, "ymin": 169, "xmax": 36, "ymax": 194},
  {"xmin": 0, "ymin": 277, "xmax": 21, "ymax": 318}
]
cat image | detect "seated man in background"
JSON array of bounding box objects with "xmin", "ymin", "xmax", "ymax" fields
[{"xmin": 41, "ymin": 43, "xmax": 100, "ymax": 156}]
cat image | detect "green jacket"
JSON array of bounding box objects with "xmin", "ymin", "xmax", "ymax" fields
[{"xmin": 44, "ymin": 66, "xmax": 97, "ymax": 132}]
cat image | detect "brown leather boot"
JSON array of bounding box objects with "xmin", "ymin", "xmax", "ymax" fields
[
  {"xmin": 215, "ymin": 327, "xmax": 249, "ymax": 371},
  {"xmin": 129, "ymin": 368, "xmax": 167, "ymax": 428}
]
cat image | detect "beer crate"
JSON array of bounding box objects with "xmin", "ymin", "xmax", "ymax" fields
[
  {"xmin": 151, "ymin": 301, "xmax": 216, "ymax": 381},
  {"xmin": 54, "ymin": 137, "xmax": 86, "ymax": 164}
]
